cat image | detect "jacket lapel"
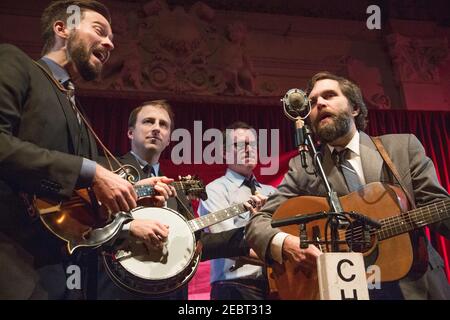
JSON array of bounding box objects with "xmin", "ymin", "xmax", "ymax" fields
[
  {"xmin": 359, "ymin": 132, "xmax": 384, "ymax": 184},
  {"xmin": 321, "ymin": 146, "xmax": 349, "ymax": 196},
  {"xmin": 75, "ymin": 99, "xmax": 98, "ymax": 159},
  {"xmin": 36, "ymin": 59, "xmax": 81, "ymax": 154},
  {"xmin": 119, "ymin": 152, "xmax": 146, "ymax": 179}
]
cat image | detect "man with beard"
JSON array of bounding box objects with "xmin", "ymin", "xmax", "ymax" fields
[
  {"xmin": 245, "ymin": 71, "xmax": 450, "ymax": 299},
  {"xmin": 0, "ymin": 1, "xmax": 172, "ymax": 299},
  {"xmin": 198, "ymin": 122, "xmax": 276, "ymax": 300}
]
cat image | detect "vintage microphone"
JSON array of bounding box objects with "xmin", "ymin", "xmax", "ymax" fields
[{"xmin": 281, "ymin": 88, "xmax": 311, "ymax": 168}]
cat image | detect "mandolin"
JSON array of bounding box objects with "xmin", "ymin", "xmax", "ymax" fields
[{"xmin": 33, "ymin": 165, "xmax": 206, "ymax": 254}]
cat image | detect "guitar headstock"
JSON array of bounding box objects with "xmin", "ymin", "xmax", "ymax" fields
[{"xmin": 177, "ymin": 175, "xmax": 208, "ymax": 201}]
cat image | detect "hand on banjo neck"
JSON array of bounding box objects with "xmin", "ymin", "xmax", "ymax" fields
[
  {"xmin": 127, "ymin": 192, "xmax": 269, "ymax": 258},
  {"xmin": 243, "ymin": 191, "xmax": 268, "ymax": 214}
]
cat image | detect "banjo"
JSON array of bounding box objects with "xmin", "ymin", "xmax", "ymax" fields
[{"xmin": 102, "ymin": 201, "xmax": 255, "ymax": 296}]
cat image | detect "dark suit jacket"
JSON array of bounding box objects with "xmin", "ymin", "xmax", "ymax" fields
[
  {"xmin": 246, "ymin": 131, "xmax": 450, "ymax": 299},
  {"xmin": 0, "ymin": 44, "xmax": 97, "ymax": 299}
]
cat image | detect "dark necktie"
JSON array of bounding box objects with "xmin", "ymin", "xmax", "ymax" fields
[
  {"xmin": 243, "ymin": 177, "xmax": 257, "ymax": 195},
  {"xmin": 333, "ymin": 148, "xmax": 362, "ymax": 193},
  {"xmin": 143, "ymin": 164, "xmax": 157, "ymax": 178},
  {"xmin": 63, "ymin": 80, "xmax": 81, "ymax": 124}
]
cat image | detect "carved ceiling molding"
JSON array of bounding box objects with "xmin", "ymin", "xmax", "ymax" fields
[
  {"xmin": 386, "ymin": 33, "xmax": 449, "ymax": 83},
  {"xmin": 252, "ymin": 57, "xmax": 342, "ymax": 70},
  {"xmin": 78, "ymin": 88, "xmax": 280, "ymax": 106},
  {"xmin": 343, "ymin": 56, "xmax": 392, "ymax": 109},
  {"xmin": 81, "ymin": 0, "xmax": 268, "ymax": 98},
  {"xmin": 251, "ymin": 25, "xmax": 381, "ymax": 43}
]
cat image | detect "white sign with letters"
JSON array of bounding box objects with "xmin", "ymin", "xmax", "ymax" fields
[{"xmin": 317, "ymin": 252, "xmax": 369, "ymax": 300}]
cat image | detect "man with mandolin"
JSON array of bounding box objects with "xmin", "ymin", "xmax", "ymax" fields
[
  {"xmin": 0, "ymin": 1, "xmax": 174, "ymax": 300},
  {"xmin": 246, "ymin": 71, "xmax": 450, "ymax": 299}
]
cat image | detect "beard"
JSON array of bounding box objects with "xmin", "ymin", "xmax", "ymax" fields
[
  {"xmin": 67, "ymin": 32, "xmax": 102, "ymax": 81},
  {"xmin": 314, "ymin": 109, "xmax": 353, "ymax": 144}
]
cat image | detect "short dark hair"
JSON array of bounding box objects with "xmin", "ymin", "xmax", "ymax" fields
[
  {"xmin": 128, "ymin": 100, "xmax": 175, "ymax": 131},
  {"xmin": 306, "ymin": 71, "xmax": 368, "ymax": 131},
  {"xmin": 222, "ymin": 121, "xmax": 255, "ymax": 146},
  {"xmin": 41, "ymin": 0, "xmax": 112, "ymax": 55}
]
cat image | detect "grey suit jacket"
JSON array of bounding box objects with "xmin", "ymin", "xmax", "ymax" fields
[{"xmin": 246, "ymin": 131, "xmax": 450, "ymax": 299}]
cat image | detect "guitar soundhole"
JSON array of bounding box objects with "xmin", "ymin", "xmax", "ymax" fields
[{"xmin": 344, "ymin": 221, "xmax": 376, "ymax": 253}]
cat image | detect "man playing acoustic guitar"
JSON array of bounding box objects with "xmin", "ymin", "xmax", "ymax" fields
[{"xmin": 246, "ymin": 71, "xmax": 450, "ymax": 299}]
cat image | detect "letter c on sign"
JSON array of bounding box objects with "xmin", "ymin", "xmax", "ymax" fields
[{"xmin": 337, "ymin": 259, "xmax": 356, "ymax": 282}]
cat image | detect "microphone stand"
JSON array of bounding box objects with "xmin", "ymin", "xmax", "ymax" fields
[
  {"xmin": 294, "ymin": 118, "xmax": 345, "ymax": 253},
  {"xmin": 282, "ymin": 91, "xmax": 352, "ymax": 252}
]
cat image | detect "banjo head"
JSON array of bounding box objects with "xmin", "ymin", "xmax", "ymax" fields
[{"xmin": 103, "ymin": 206, "xmax": 200, "ymax": 296}]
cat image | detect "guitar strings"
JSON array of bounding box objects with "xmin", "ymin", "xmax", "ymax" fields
[{"xmin": 311, "ymin": 200, "xmax": 448, "ymax": 252}]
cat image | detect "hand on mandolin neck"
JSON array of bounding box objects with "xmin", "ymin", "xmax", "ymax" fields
[{"xmin": 134, "ymin": 176, "xmax": 176, "ymax": 207}]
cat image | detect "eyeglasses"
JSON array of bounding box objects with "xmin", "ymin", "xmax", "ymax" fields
[{"xmin": 228, "ymin": 141, "xmax": 257, "ymax": 149}]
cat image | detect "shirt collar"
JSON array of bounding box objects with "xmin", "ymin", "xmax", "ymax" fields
[
  {"xmin": 225, "ymin": 168, "xmax": 260, "ymax": 188},
  {"xmin": 328, "ymin": 130, "xmax": 361, "ymax": 156},
  {"xmin": 130, "ymin": 151, "xmax": 160, "ymax": 176},
  {"xmin": 41, "ymin": 56, "xmax": 71, "ymax": 85}
]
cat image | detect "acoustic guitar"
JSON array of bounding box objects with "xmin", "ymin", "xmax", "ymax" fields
[{"xmin": 270, "ymin": 182, "xmax": 449, "ymax": 300}]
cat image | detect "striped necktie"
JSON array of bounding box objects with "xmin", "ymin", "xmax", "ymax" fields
[
  {"xmin": 333, "ymin": 148, "xmax": 362, "ymax": 193},
  {"xmin": 63, "ymin": 80, "xmax": 81, "ymax": 124}
]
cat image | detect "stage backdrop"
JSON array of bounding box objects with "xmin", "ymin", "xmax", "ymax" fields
[{"xmin": 81, "ymin": 96, "xmax": 450, "ymax": 299}]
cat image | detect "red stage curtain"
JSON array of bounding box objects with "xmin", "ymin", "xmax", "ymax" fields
[{"xmin": 81, "ymin": 96, "xmax": 450, "ymax": 298}]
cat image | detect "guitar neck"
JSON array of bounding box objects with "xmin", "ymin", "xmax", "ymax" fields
[
  {"xmin": 134, "ymin": 181, "xmax": 189, "ymax": 199},
  {"xmin": 377, "ymin": 199, "xmax": 450, "ymax": 240},
  {"xmin": 188, "ymin": 203, "xmax": 247, "ymax": 232}
]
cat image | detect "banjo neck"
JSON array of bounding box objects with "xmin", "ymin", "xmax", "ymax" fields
[{"xmin": 187, "ymin": 203, "xmax": 248, "ymax": 232}]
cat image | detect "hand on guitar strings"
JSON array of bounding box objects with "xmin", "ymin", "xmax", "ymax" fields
[
  {"xmin": 244, "ymin": 194, "xmax": 268, "ymax": 214},
  {"xmin": 136, "ymin": 176, "xmax": 177, "ymax": 207},
  {"xmin": 92, "ymin": 164, "xmax": 138, "ymax": 213},
  {"xmin": 282, "ymin": 235, "xmax": 322, "ymax": 272},
  {"xmin": 129, "ymin": 219, "xmax": 169, "ymax": 251}
]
